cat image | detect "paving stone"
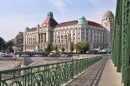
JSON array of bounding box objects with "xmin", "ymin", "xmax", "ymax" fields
[{"xmin": 66, "ymin": 55, "xmax": 123, "ymax": 86}]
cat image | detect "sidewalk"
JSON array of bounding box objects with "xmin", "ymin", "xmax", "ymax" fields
[
  {"xmin": 66, "ymin": 55, "xmax": 123, "ymax": 86},
  {"xmin": 98, "ymin": 56, "xmax": 123, "ymax": 86}
]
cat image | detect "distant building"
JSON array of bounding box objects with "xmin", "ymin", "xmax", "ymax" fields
[
  {"xmin": 14, "ymin": 32, "xmax": 23, "ymax": 51},
  {"xmin": 102, "ymin": 11, "xmax": 114, "ymax": 48},
  {"xmin": 21, "ymin": 11, "xmax": 114, "ymax": 52}
]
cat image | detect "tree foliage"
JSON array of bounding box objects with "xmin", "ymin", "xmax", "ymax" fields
[
  {"xmin": 74, "ymin": 42, "xmax": 89, "ymax": 54},
  {"xmin": 0, "ymin": 37, "xmax": 6, "ymax": 51},
  {"xmin": 62, "ymin": 47, "xmax": 65, "ymax": 52},
  {"xmin": 52, "ymin": 45, "xmax": 58, "ymax": 53},
  {"xmin": 0, "ymin": 37, "xmax": 15, "ymax": 53},
  {"xmin": 70, "ymin": 46, "xmax": 74, "ymax": 52},
  {"xmin": 99, "ymin": 46, "xmax": 103, "ymax": 50},
  {"xmin": 46, "ymin": 44, "xmax": 52, "ymax": 53},
  {"xmin": 7, "ymin": 46, "xmax": 14, "ymax": 53},
  {"xmin": 6, "ymin": 40, "xmax": 15, "ymax": 53}
]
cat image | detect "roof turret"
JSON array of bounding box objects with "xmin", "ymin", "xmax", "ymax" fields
[
  {"xmin": 25, "ymin": 27, "xmax": 29, "ymax": 32},
  {"xmin": 42, "ymin": 12, "xmax": 58, "ymax": 27},
  {"xmin": 47, "ymin": 12, "xmax": 53, "ymax": 19},
  {"xmin": 78, "ymin": 16, "xmax": 87, "ymax": 25}
]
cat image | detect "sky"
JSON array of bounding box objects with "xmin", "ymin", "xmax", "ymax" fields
[{"xmin": 0, "ymin": 0, "xmax": 117, "ymax": 41}]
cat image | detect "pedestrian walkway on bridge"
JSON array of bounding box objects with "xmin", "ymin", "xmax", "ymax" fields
[{"xmin": 66, "ymin": 55, "xmax": 123, "ymax": 86}]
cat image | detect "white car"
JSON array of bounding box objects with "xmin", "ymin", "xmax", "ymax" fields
[
  {"xmin": 34, "ymin": 54, "xmax": 42, "ymax": 57},
  {"xmin": 0, "ymin": 53, "xmax": 5, "ymax": 57},
  {"xmin": 4, "ymin": 53, "xmax": 13, "ymax": 57}
]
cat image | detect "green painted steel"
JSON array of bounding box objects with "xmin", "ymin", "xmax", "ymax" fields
[
  {"xmin": 0, "ymin": 56, "xmax": 102, "ymax": 86},
  {"xmin": 112, "ymin": 0, "xmax": 130, "ymax": 86}
]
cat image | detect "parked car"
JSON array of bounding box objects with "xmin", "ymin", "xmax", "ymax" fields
[
  {"xmin": 0, "ymin": 53, "xmax": 5, "ymax": 57},
  {"xmin": 34, "ymin": 54, "xmax": 42, "ymax": 57},
  {"xmin": 4, "ymin": 53, "xmax": 13, "ymax": 57},
  {"xmin": 60, "ymin": 54, "xmax": 68, "ymax": 57},
  {"xmin": 86, "ymin": 51, "xmax": 90, "ymax": 54},
  {"xmin": 21, "ymin": 54, "xmax": 29, "ymax": 57},
  {"xmin": 48, "ymin": 53, "xmax": 56, "ymax": 57}
]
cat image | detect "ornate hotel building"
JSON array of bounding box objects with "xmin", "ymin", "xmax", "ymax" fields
[{"xmin": 23, "ymin": 11, "xmax": 114, "ymax": 52}]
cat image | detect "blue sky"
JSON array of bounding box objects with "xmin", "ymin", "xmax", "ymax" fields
[{"xmin": 0, "ymin": 0, "xmax": 116, "ymax": 41}]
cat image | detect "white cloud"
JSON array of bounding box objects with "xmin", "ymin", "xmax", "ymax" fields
[{"xmin": 48, "ymin": 0, "xmax": 65, "ymax": 18}]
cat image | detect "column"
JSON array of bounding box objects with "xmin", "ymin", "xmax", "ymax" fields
[
  {"xmin": 54, "ymin": 32, "xmax": 55, "ymax": 44},
  {"xmin": 80, "ymin": 28, "xmax": 82, "ymax": 42},
  {"xmin": 75, "ymin": 30, "xmax": 77, "ymax": 43},
  {"xmin": 85, "ymin": 29, "xmax": 86, "ymax": 42}
]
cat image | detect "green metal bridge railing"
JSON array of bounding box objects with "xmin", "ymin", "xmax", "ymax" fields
[
  {"xmin": 0, "ymin": 56, "xmax": 102, "ymax": 86},
  {"xmin": 112, "ymin": 0, "xmax": 130, "ymax": 86}
]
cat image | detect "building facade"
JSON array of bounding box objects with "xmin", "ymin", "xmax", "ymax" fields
[
  {"xmin": 14, "ymin": 32, "xmax": 23, "ymax": 51},
  {"xmin": 23, "ymin": 11, "xmax": 114, "ymax": 52}
]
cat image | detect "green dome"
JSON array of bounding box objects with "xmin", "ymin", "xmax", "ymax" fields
[
  {"xmin": 78, "ymin": 16, "xmax": 87, "ymax": 25},
  {"xmin": 47, "ymin": 12, "xmax": 53, "ymax": 19},
  {"xmin": 25, "ymin": 27, "xmax": 29, "ymax": 32}
]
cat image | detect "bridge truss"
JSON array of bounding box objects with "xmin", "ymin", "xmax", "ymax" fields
[{"xmin": 112, "ymin": 0, "xmax": 130, "ymax": 86}]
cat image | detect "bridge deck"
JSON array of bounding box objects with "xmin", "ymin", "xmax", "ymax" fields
[{"xmin": 66, "ymin": 55, "xmax": 123, "ymax": 86}]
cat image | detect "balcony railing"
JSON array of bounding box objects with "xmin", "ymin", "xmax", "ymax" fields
[{"xmin": 0, "ymin": 56, "xmax": 102, "ymax": 86}]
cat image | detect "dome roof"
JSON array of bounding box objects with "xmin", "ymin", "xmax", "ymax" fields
[
  {"xmin": 78, "ymin": 16, "xmax": 87, "ymax": 25},
  {"xmin": 103, "ymin": 10, "xmax": 114, "ymax": 18},
  {"xmin": 25, "ymin": 27, "xmax": 29, "ymax": 32}
]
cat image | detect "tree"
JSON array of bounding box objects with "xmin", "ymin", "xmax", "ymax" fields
[
  {"xmin": 82, "ymin": 42, "xmax": 89, "ymax": 53},
  {"xmin": 0, "ymin": 37, "xmax": 6, "ymax": 51},
  {"xmin": 70, "ymin": 46, "xmax": 74, "ymax": 52},
  {"xmin": 62, "ymin": 47, "xmax": 65, "ymax": 52},
  {"xmin": 5, "ymin": 40, "xmax": 15, "ymax": 53},
  {"xmin": 74, "ymin": 42, "xmax": 89, "ymax": 54},
  {"xmin": 7, "ymin": 46, "xmax": 14, "ymax": 53},
  {"xmin": 74, "ymin": 43, "xmax": 81, "ymax": 53},
  {"xmin": 51, "ymin": 45, "xmax": 58, "ymax": 52},
  {"xmin": 99, "ymin": 46, "xmax": 103, "ymax": 50},
  {"xmin": 46, "ymin": 44, "xmax": 52, "ymax": 53},
  {"xmin": 55, "ymin": 46, "xmax": 58, "ymax": 52}
]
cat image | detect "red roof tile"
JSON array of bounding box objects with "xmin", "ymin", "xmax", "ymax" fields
[
  {"xmin": 55, "ymin": 20, "xmax": 78, "ymax": 28},
  {"xmin": 42, "ymin": 18, "xmax": 58, "ymax": 27},
  {"xmin": 87, "ymin": 20, "xmax": 104, "ymax": 28}
]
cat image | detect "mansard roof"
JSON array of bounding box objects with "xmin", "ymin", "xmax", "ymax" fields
[
  {"xmin": 28, "ymin": 27, "xmax": 37, "ymax": 32},
  {"xmin": 87, "ymin": 20, "xmax": 104, "ymax": 28},
  {"xmin": 55, "ymin": 20, "xmax": 78, "ymax": 28},
  {"xmin": 42, "ymin": 18, "xmax": 58, "ymax": 27}
]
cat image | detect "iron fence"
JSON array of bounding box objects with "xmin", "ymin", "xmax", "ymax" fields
[{"xmin": 0, "ymin": 56, "xmax": 102, "ymax": 86}]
